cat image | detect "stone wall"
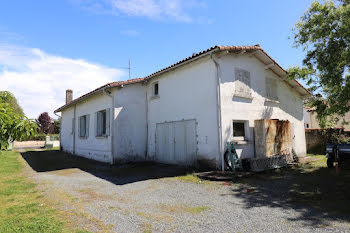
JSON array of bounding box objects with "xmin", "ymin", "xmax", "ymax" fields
[{"xmin": 305, "ymin": 128, "xmax": 350, "ymax": 154}]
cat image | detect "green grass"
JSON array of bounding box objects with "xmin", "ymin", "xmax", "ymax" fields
[
  {"xmin": 175, "ymin": 174, "xmax": 208, "ymax": 184},
  {"xmin": 184, "ymin": 206, "xmax": 209, "ymax": 214},
  {"xmin": 0, "ymin": 150, "xmax": 90, "ymax": 233}
]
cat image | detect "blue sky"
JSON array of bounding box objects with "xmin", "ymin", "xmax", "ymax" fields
[{"xmin": 0, "ymin": 0, "xmax": 313, "ymax": 118}]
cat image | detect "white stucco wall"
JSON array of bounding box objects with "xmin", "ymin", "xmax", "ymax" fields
[
  {"xmin": 146, "ymin": 56, "xmax": 220, "ymax": 168},
  {"xmin": 60, "ymin": 92, "xmax": 114, "ymax": 163},
  {"xmin": 114, "ymin": 83, "xmax": 147, "ymax": 162},
  {"xmin": 218, "ymin": 53, "xmax": 306, "ymax": 159},
  {"xmin": 60, "ymin": 108, "xmax": 74, "ymax": 153},
  {"xmin": 59, "ymin": 51, "xmax": 307, "ymax": 168}
]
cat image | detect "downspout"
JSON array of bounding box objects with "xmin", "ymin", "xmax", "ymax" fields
[
  {"xmin": 145, "ymin": 81, "xmax": 149, "ymax": 159},
  {"xmin": 73, "ymin": 105, "xmax": 76, "ymax": 154},
  {"xmin": 210, "ymin": 52, "xmax": 224, "ymax": 171},
  {"xmin": 103, "ymin": 85, "xmax": 114, "ymax": 165}
]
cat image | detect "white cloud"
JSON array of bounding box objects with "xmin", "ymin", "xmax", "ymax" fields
[
  {"xmin": 73, "ymin": 0, "xmax": 207, "ymax": 23},
  {"xmin": 0, "ymin": 44, "xmax": 125, "ymax": 119}
]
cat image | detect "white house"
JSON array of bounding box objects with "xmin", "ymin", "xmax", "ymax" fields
[{"xmin": 54, "ymin": 45, "xmax": 311, "ymax": 170}]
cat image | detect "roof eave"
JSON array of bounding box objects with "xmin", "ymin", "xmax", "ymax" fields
[{"xmin": 54, "ymin": 84, "xmax": 111, "ymax": 113}]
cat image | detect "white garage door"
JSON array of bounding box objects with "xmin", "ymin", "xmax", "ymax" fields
[{"xmin": 156, "ymin": 119, "xmax": 197, "ymax": 165}]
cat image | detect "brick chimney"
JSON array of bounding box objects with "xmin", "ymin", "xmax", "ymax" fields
[{"xmin": 66, "ymin": 89, "xmax": 73, "ymax": 104}]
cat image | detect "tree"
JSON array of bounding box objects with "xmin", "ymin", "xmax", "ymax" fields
[
  {"xmin": 0, "ymin": 91, "xmax": 24, "ymax": 115},
  {"xmin": 53, "ymin": 118, "xmax": 61, "ymax": 134},
  {"xmin": 36, "ymin": 112, "xmax": 52, "ymax": 134},
  {"xmin": 0, "ymin": 103, "xmax": 37, "ymax": 150},
  {"xmin": 288, "ymin": 0, "xmax": 350, "ymax": 127}
]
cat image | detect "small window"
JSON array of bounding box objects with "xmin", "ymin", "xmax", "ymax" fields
[
  {"xmin": 266, "ymin": 77, "xmax": 278, "ymax": 101},
  {"xmin": 233, "ymin": 121, "xmax": 246, "ymax": 141},
  {"xmin": 96, "ymin": 109, "xmax": 110, "ymax": 137},
  {"xmin": 79, "ymin": 115, "xmax": 89, "ymax": 138},
  {"xmin": 153, "ymin": 82, "xmax": 159, "ymax": 97},
  {"xmin": 234, "ymin": 68, "xmax": 251, "ymax": 98}
]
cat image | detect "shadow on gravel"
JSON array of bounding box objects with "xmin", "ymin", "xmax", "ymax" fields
[
  {"xmin": 226, "ymin": 163, "xmax": 350, "ymax": 227},
  {"xmin": 21, "ymin": 150, "xmax": 192, "ymax": 185}
]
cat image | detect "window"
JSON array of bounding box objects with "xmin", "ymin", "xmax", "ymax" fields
[
  {"xmin": 266, "ymin": 77, "xmax": 278, "ymax": 101},
  {"xmin": 233, "ymin": 121, "xmax": 246, "ymax": 141},
  {"xmin": 79, "ymin": 115, "xmax": 89, "ymax": 138},
  {"xmin": 96, "ymin": 109, "xmax": 110, "ymax": 137},
  {"xmin": 153, "ymin": 82, "xmax": 159, "ymax": 97},
  {"xmin": 234, "ymin": 68, "xmax": 251, "ymax": 98}
]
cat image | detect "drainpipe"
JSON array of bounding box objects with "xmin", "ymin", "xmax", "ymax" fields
[
  {"xmin": 103, "ymin": 85, "xmax": 114, "ymax": 165},
  {"xmin": 73, "ymin": 105, "xmax": 76, "ymax": 154},
  {"xmin": 145, "ymin": 81, "xmax": 149, "ymax": 159},
  {"xmin": 210, "ymin": 52, "xmax": 224, "ymax": 171}
]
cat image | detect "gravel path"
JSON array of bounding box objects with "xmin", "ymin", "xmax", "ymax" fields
[{"xmin": 20, "ymin": 151, "xmax": 350, "ymax": 233}]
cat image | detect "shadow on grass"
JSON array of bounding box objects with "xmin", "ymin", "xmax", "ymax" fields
[
  {"xmin": 20, "ymin": 150, "xmax": 193, "ymax": 185},
  {"xmin": 226, "ymin": 159, "xmax": 350, "ymax": 227}
]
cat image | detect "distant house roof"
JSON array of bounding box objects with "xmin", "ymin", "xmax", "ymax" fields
[{"xmin": 55, "ymin": 45, "xmax": 311, "ymax": 113}]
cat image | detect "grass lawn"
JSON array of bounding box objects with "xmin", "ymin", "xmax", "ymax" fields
[{"xmin": 0, "ymin": 150, "xmax": 90, "ymax": 233}]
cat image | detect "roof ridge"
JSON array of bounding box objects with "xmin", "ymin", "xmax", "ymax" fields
[{"xmin": 54, "ymin": 44, "xmax": 310, "ymax": 113}]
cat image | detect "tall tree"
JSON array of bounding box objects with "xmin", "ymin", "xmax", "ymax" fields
[
  {"xmin": 0, "ymin": 91, "xmax": 24, "ymax": 116},
  {"xmin": 36, "ymin": 112, "xmax": 52, "ymax": 134},
  {"xmin": 53, "ymin": 118, "xmax": 61, "ymax": 134},
  {"xmin": 288, "ymin": 0, "xmax": 350, "ymax": 127}
]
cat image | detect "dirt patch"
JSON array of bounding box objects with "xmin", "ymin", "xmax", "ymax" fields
[
  {"xmin": 78, "ymin": 187, "xmax": 115, "ymax": 200},
  {"xmin": 50, "ymin": 168, "xmax": 81, "ymax": 176}
]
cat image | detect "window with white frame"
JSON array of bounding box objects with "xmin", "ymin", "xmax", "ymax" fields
[
  {"xmin": 232, "ymin": 120, "xmax": 247, "ymax": 141},
  {"xmin": 96, "ymin": 109, "xmax": 110, "ymax": 137},
  {"xmin": 266, "ymin": 77, "xmax": 278, "ymax": 101},
  {"xmin": 234, "ymin": 68, "xmax": 252, "ymax": 98},
  {"xmin": 153, "ymin": 82, "xmax": 159, "ymax": 97},
  {"xmin": 79, "ymin": 115, "xmax": 89, "ymax": 138}
]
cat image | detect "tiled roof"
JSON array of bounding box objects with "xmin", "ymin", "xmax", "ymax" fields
[
  {"xmin": 54, "ymin": 44, "xmax": 311, "ymax": 113},
  {"xmin": 144, "ymin": 45, "xmax": 262, "ymax": 80},
  {"xmin": 54, "ymin": 78, "xmax": 144, "ymax": 113}
]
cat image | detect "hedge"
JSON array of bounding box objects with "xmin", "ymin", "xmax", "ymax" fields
[{"xmin": 17, "ymin": 134, "xmax": 59, "ymax": 141}]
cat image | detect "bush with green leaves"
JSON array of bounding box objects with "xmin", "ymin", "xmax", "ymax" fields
[
  {"xmin": 288, "ymin": 0, "xmax": 350, "ymax": 127},
  {"xmin": 0, "ymin": 103, "xmax": 38, "ymax": 150}
]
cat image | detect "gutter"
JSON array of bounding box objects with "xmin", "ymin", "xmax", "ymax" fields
[
  {"xmin": 103, "ymin": 85, "xmax": 115, "ymax": 165},
  {"xmin": 210, "ymin": 52, "xmax": 224, "ymax": 171}
]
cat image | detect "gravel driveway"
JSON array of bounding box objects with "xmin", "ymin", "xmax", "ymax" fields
[{"xmin": 20, "ymin": 151, "xmax": 350, "ymax": 233}]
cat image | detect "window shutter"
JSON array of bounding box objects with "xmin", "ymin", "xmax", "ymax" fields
[
  {"xmin": 106, "ymin": 108, "xmax": 110, "ymax": 136},
  {"xmin": 71, "ymin": 118, "xmax": 74, "ymax": 134},
  {"xmin": 234, "ymin": 68, "xmax": 251, "ymax": 97},
  {"xmin": 266, "ymin": 77, "xmax": 278, "ymax": 100},
  {"xmin": 78, "ymin": 117, "xmax": 81, "ymax": 137},
  {"xmin": 86, "ymin": 114, "xmax": 90, "ymax": 137},
  {"xmin": 95, "ymin": 112, "xmax": 98, "ymax": 136}
]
